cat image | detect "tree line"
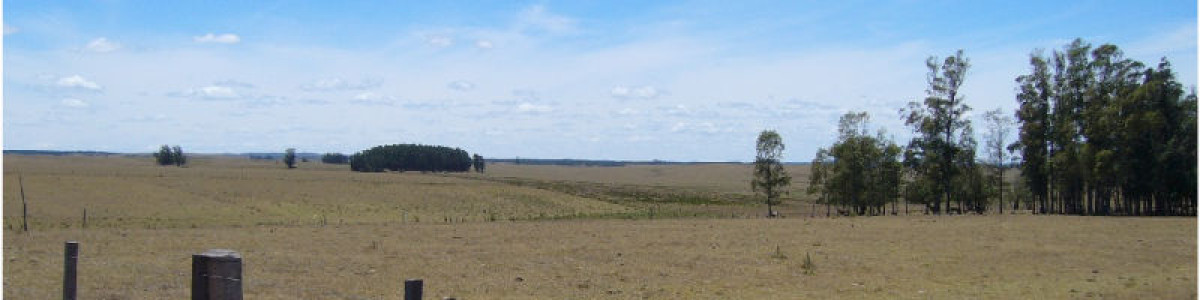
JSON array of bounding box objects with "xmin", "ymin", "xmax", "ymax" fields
[
  {"xmin": 1012, "ymin": 39, "xmax": 1195, "ymax": 216},
  {"xmin": 350, "ymin": 144, "xmax": 474, "ymax": 173},
  {"xmin": 752, "ymin": 38, "xmax": 1195, "ymax": 217}
]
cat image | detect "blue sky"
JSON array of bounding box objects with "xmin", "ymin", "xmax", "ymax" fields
[{"xmin": 4, "ymin": 1, "xmax": 1196, "ymax": 161}]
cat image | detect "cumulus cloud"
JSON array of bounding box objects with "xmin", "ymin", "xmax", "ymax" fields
[
  {"xmin": 60, "ymin": 98, "xmax": 89, "ymax": 108},
  {"xmin": 56, "ymin": 75, "xmax": 103, "ymax": 91},
  {"xmin": 475, "ymin": 40, "xmax": 494, "ymax": 49},
  {"xmin": 4, "ymin": 24, "xmax": 18, "ymax": 35},
  {"xmin": 610, "ymin": 85, "xmax": 664, "ymax": 100},
  {"xmin": 85, "ymin": 37, "xmax": 121, "ymax": 52},
  {"xmin": 194, "ymin": 33, "xmax": 241, "ymax": 44},
  {"xmin": 447, "ymin": 80, "xmax": 476, "ymax": 91},
  {"xmin": 516, "ymin": 102, "xmax": 552, "ymax": 113},
  {"xmin": 301, "ymin": 77, "xmax": 381, "ymax": 91}
]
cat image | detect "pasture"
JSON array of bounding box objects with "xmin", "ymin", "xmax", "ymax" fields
[{"xmin": 3, "ymin": 155, "xmax": 1196, "ymax": 299}]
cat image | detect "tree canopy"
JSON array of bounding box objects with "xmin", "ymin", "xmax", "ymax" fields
[{"xmin": 350, "ymin": 144, "xmax": 472, "ymax": 173}]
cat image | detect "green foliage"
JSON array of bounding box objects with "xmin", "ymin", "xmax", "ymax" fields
[
  {"xmin": 752, "ymin": 130, "xmax": 791, "ymax": 217},
  {"xmin": 153, "ymin": 145, "xmax": 186, "ymax": 167},
  {"xmin": 1011, "ymin": 39, "xmax": 1196, "ymax": 216},
  {"xmin": 472, "ymin": 154, "xmax": 486, "ymax": 173},
  {"xmin": 321, "ymin": 153, "xmax": 349, "ymax": 164},
  {"xmin": 284, "ymin": 148, "xmax": 297, "ymax": 169},
  {"xmin": 810, "ymin": 112, "xmax": 902, "ymax": 216},
  {"xmin": 349, "ymin": 144, "xmax": 472, "ymax": 173},
  {"xmin": 902, "ymin": 50, "xmax": 977, "ymax": 214}
]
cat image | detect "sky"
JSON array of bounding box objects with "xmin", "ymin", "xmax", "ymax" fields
[{"xmin": 3, "ymin": 0, "xmax": 1196, "ymax": 162}]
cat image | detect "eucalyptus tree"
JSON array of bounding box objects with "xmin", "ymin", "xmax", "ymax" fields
[
  {"xmin": 752, "ymin": 130, "xmax": 791, "ymax": 217},
  {"xmin": 902, "ymin": 50, "xmax": 976, "ymax": 214}
]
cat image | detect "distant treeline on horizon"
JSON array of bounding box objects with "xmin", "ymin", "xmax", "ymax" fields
[{"xmin": 1, "ymin": 150, "xmax": 823, "ymax": 166}]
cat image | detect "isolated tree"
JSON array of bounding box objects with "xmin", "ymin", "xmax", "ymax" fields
[
  {"xmin": 172, "ymin": 145, "xmax": 186, "ymax": 167},
  {"xmin": 902, "ymin": 49, "xmax": 976, "ymax": 214},
  {"xmin": 752, "ymin": 130, "xmax": 791, "ymax": 217},
  {"xmin": 472, "ymin": 154, "xmax": 486, "ymax": 173},
  {"xmin": 154, "ymin": 145, "xmax": 174, "ymax": 166},
  {"xmin": 284, "ymin": 148, "xmax": 297, "ymax": 169},
  {"xmin": 983, "ymin": 108, "xmax": 1013, "ymax": 213}
]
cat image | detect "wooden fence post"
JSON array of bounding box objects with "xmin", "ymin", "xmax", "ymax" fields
[
  {"xmin": 63, "ymin": 241, "xmax": 78, "ymax": 300},
  {"xmin": 404, "ymin": 279, "xmax": 423, "ymax": 300},
  {"xmin": 192, "ymin": 249, "xmax": 242, "ymax": 300},
  {"xmin": 20, "ymin": 175, "xmax": 29, "ymax": 232}
]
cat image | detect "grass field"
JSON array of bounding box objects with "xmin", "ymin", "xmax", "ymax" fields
[{"xmin": 3, "ymin": 155, "xmax": 1196, "ymax": 299}]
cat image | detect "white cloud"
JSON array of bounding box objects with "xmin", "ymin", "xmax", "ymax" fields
[
  {"xmin": 517, "ymin": 5, "xmax": 577, "ymax": 34},
  {"xmin": 610, "ymin": 85, "xmax": 664, "ymax": 100},
  {"xmin": 475, "ymin": 40, "xmax": 494, "ymax": 49},
  {"xmin": 516, "ymin": 102, "xmax": 552, "ymax": 113},
  {"xmin": 669, "ymin": 122, "xmax": 728, "ymax": 134},
  {"xmin": 447, "ymin": 80, "xmax": 476, "ymax": 91},
  {"xmin": 56, "ymin": 75, "xmax": 103, "ymax": 90},
  {"xmin": 4, "ymin": 24, "xmax": 18, "ymax": 35},
  {"xmin": 426, "ymin": 36, "xmax": 453, "ymax": 48},
  {"xmin": 349, "ymin": 92, "xmax": 395, "ymax": 106},
  {"xmin": 85, "ymin": 37, "xmax": 121, "ymax": 52},
  {"xmin": 301, "ymin": 77, "xmax": 381, "ymax": 91},
  {"xmin": 176, "ymin": 85, "xmax": 240, "ymax": 99},
  {"xmin": 193, "ymin": 33, "xmax": 241, "ymax": 44},
  {"xmin": 213, "ymin": 79, "xmax": 255, "ymax": 89},
  {"xmin": 60, "ymin": 98, "xmax": 89, "ymax": 108}
]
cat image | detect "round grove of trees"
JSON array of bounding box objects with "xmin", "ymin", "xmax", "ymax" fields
[{"xmin": 350, "ymin": 144, "xmax": 472, "ymax": 173}]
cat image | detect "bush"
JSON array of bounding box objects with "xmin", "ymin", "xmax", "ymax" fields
[{"xmin": 322, "ymin": 153, "xmax": 349, "ymax": 164}]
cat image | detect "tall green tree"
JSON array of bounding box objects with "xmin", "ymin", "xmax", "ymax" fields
[
  {"xmin": 1011, "ymin": 38, "xmax": 1196, "ymax": 216},
  {"xmin": 752, "ymin": 130, "xmax": 791, "ymax": 217},
  {"xmin": 902, "ymin": 49, "xmax": 976, "ymax": 214},
  {"xmin": 1012, "ymin": 51, "xmax": 1053, "ymax": 213},
  {"xmin": 284, "ymin": 148, "xmax": 297, "ymax": 169}
]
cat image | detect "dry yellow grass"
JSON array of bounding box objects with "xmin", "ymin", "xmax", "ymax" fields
[
  {"xmin": 3, "ymin": 155, "xmax": 1195, "ymax": 299},
  {"xmin": 3, "ymin": 155, "xmax": 631, "ymax": 230},
  {"xmin": 4, "ymin": 217, "xmax": 1194, "ymax": 299},
  {"xmin": 483, "ymin": 163, "xmax": 813, "ymax": 197}
]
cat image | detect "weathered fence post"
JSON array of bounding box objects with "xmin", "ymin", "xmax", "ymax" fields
[
  {"xmin": 20, "ymin": 175, "xmax": 29, "ymax": 232},
  {"xmin": 404, "ymin": 279, "xmax": 423, "ymax": 300},
  {"xmin": 63, "ymin": 241, "xmax": 78, "ymax": 300},
  {"xmin": 192, "ymin": 249, "xmax": 242, "ymax": 300}
]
